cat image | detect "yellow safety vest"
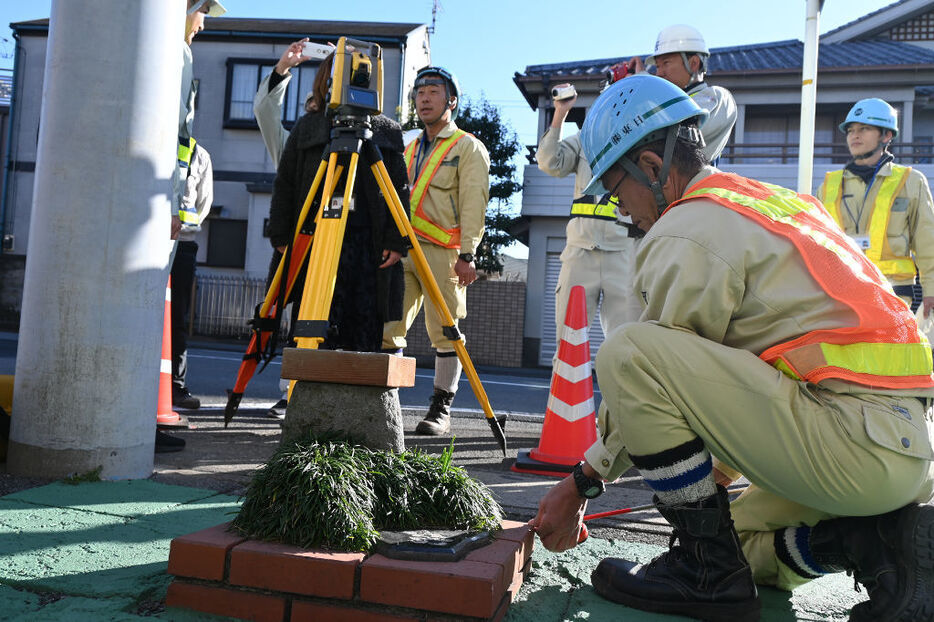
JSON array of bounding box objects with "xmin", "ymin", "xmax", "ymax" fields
[
  {"xmin": 177, "ymin": 137, "xmax": 200, "ymax": 226},
  {"xmin": 821, "ymin": 165, "xmax": 915, "ymax": 280},
  {"xmin": 569, "ymin": 194, "xmax": 619, "ymax": 220},
  {"xmin": 403, "ymin": 130, "xmax": 469, "ymax": 248},
  {"xmin": 671, "ymin": 172, "xmax": 933, "ymax": 389}
]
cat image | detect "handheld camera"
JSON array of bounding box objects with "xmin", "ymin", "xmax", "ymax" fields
[
  {"xmin": 605, "ymin": 62, "xmax": 631, "ymax": 85},
  {"xmin": 327, "ymin": 36, "xmax": 383, "ymax": 116},
  {"xmin": 302, "ymin": 40, "xmax": 335, "ymax": 61},
  {"xmin": 551, "ymin": 85, "xmax": 577, "ymax": 101}
]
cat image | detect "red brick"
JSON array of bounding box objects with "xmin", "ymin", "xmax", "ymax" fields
[
  {"xmin": 167, "ymin": 522, "xmax": 247, "ymax": 581},
  {"xmin": 484, "ymin": 553, "xmax": 530, "ymax": 622},
  {"xmin": 291, "ymin": 600, "xmax": 423, "ymax": 622},
  {"xmin": 508, "ymin": 557, "xmax": 531, "ymax": 603},
  {"xmin": 360, "ymin": 554, "xmax": 504, "ymax": 619},
  {"xmin": 229, "ymin": 539, "xmax": 364, "ymax": 599},
  {"xmin": 464, "ymin": 539, "xmax": 524, "ymax": 593},
  {"xmin": 488, "ymin": 592, "xmax": 512, "ymax": 622},
  {"xmin": 165, "ymin": 580, "xmax": 286, "ymax": 622},
  {"xmin": 494, "ymin": 522, "xmax": 534, "ymax": 565}
]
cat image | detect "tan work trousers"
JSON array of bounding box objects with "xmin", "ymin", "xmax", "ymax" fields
[
  {"xmin": 554, "ymin": 243, "xmax": 642, "ymax": 342},
  {"xmin": 595, "ymin": 322, "xmax": 934, "ymax": 591},
  {"xmin": 382, "ymin": 244, "xmax": 465, "ymax": 351}
]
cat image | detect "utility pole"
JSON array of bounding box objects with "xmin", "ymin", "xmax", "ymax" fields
[
  {"xmin": 797, "ymin": 0, "xmax": 823, "ymax": 194},
  {"xmin": 7, "ymin": 0, "xmax": 183, "ymax": 479}
]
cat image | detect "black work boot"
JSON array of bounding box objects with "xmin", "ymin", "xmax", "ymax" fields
[
  {"xmin": 591, "ymin": 486, "xmax": 761, "ymax": 622},
  {"xmin": 415, "ymin": 389, "xmax": 454, "ymax": 435},
  {"xmin": 809, "ymin": 503, "xmax": 934, "ymax": 622}
]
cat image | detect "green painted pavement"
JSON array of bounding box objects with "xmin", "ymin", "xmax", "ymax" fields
[
  {"xmin": 0, "ymin": 480, "xmax": 240, "ymax": 620},
  {"xmin": 0, "ymin": 480, "xmax": 867, "ymax": 621}
]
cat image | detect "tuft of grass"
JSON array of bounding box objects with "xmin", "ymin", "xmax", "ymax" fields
[
  {"xmin": 62, "ymin": 466, "xmax": 102, "ymax": 485},
  {"xmin": 231, "ymin": 438, "xmax": 502, "ymax": 552}
]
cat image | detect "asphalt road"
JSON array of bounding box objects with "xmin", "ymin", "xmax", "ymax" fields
[{"xmin": 0, "ymin": 333, "xmax": 602, "ymax": 417}]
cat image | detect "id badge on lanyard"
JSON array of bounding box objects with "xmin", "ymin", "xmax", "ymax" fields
[{"xmin": 851, "ymin": 235, "xmax": 871, "ymax": 251}]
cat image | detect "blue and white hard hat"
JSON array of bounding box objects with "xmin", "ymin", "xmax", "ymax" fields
[
  {"xmin": 581, "ymin": 74, "xmax": 708, "ymax": 195},
  {"xmin": 839, "ymin": 98, "xmax": 898, "ymax": 139}
]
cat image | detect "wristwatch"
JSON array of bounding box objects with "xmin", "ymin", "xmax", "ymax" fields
[
  {"xmin": 458, "ymin": 252, "xmax": 474, "ymax": 263},
  {"xmin": 572, "ymin": 461, "xmax": 605, "ymax": 499}
]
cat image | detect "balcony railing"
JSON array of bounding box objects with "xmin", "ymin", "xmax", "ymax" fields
[
  {"xmin": 525, "ymin": 142, "xmax": 934, "ymax": 166},
  {"xmin": 719, "ymin": 142, "xmax": 934, "ymax": 165}
]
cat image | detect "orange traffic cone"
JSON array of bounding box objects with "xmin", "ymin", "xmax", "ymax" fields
[
  {"xmin": 157, "ymin": 277, "xmax": 187, "ymax": 429},
  {"xmin": 513, "ymin": 285, "xmax": 597, "ymax": 475}
]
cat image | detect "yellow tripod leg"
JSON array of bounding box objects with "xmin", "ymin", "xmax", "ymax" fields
[
  {"xmin": 295, "ymin": 151, "xmax": 359, "ymax": 350},
  {"xmin": 370, "ymin": 160, "xmax": 507, "ymax": 455},
  {"xmin": 260, "ymin": 160, "xmax": 344, "ymax": 318}
]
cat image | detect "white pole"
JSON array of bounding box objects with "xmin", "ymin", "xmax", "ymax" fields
[
  {"xmin": 7, "ymin": 0, "xmax": 184, "ymax": 479},
  {"xmin": 797, "ymin": 0, "xmax": 822, "ymax": 193}
]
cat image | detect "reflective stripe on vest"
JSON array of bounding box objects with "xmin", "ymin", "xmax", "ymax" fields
[
  {"xmin": 403, "ymin": 130, "xmax": 469, "ymax": 248},
  {"xmin": 178, "ymin": 137, "xmax": 195, "ymax": 170},
  {"xmin": 671, "ymin": 172, "xmax": 934, "ymax": 389},
  {"xmin": 570, "ymin": 194, "xmax": 619, "ymax": 220},
  {"xmin": 177, "ymin": 137, "xmax": 200, "ymax": 225},
  {"xmin": 821, "ymin": 166, "xmax": 915, "ymax": 280}
]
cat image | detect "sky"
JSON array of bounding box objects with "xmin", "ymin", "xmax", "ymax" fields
[{"xmin": 0, "ymin": 0, "xmax": 903, "ymax": 256}]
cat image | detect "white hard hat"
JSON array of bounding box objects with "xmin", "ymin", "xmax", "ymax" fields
[
  {"xmin": 187, "ymin": 0, "xmax": 227, "ymax": 17},
  {"xmin": 645, "ymin": 24, "xmax": 708, "ymax": 66}
]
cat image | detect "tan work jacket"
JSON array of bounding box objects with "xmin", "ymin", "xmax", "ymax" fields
[
  {"xmin": 408, "ymin": 121, "xmax": 490, "ymax": 255},
  {"xmin": 536, "ymin": 129, "xmax": 632, "ymax": 251},
  {"xmin": 686, "ymin": 82, "xmax": 737, "ymax": 162},
  {"xmin": 817, "ymin": 163, "xmax": 934, "ymax": 291},
  {"xmin": 632, "ymin": 166, "xmax": 934, "ymax": 401},
  {"xmin": 587, "ymin": 165, "xmax": 934, "ymax": 479}
]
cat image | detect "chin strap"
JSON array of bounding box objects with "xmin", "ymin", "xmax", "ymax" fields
[
  {"xmin": 618, "ymin": 124, "xmax": 704, "ymax": 217},
  {"xmin": 680, "ymin": 52, "xmax": 708, "ymax": 84},
  {"xmin": 852, "ymin": 141, "xmax": 890, "ymax": 163}
]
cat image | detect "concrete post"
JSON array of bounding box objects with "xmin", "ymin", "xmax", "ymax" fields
[{"xmin": 7, "ymin": 0, "xmax": 184, "ymax": 479}]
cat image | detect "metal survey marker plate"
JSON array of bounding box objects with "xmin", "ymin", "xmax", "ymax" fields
[{"xmin": 374, "ymin": 529, "xmax": 492, "ymax": 561}]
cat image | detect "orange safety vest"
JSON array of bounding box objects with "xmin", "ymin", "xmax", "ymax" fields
[
  {"xmin": 668, "ymin": 172, "xmax": 934, "ymax": 390},
  {"xmin": 821, "ymin": 166, "xmax": 915, "ymax": 281},
  {"xmin": 403, "ymin": 130, "xmax": 469, "ymax": 248}
]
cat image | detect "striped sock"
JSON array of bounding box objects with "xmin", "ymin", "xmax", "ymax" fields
[
  {"xmin": 629, "ymin": 437, "xmax": 717, "ymax": 505},
  {"xmin": 774, "ymin": 526, "xmax": 826, "ymax": 580}
]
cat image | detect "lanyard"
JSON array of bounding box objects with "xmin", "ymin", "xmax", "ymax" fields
[
  {"xmin": 841, "ymin": 159, "xmax": 888, "ymax": 234},
  {"xmin": 413, "ymin": 132, "xmax": 432, "ymax": 179}
]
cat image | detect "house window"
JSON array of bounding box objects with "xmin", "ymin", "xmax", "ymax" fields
[
  {"xmin": 736, "ymin": 106, "xmax": 846, "ymax": 164},
  {"xmin": 224, "ymin": 58, "xmax": 320, "ymax": 129},
  {"xmin": 205, "ymin": 219, "xmax": 248, "ymax": 268}
]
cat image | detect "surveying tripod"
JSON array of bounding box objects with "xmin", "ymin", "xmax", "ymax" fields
[{"xmin": 225, "ymin": 113, "xmax": 507, "ymax": 455}]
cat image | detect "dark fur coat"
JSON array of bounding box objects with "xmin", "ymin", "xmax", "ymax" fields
[{"xmin": 269, "ymin": 112, "xmax": 410, "ymax": 351}]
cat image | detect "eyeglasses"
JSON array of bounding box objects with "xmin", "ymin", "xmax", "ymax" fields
[{"xmin": 606, "ymin": 170, "xmax": 627, "ymax": 198}]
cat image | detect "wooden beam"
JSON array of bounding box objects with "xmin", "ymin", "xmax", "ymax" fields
[{"xmin": 280, "ymin": 349, "xmax": 416, "ymax": 388}]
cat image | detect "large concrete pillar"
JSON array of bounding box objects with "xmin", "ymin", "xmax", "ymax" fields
[{"xmin": 7, "ymin": 0, "xmax": 184, "ymax": 479}]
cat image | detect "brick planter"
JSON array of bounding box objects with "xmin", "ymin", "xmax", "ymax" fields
[{"xmin": 165, "ymin": 521, "xmax": 534, "ymax": 622}]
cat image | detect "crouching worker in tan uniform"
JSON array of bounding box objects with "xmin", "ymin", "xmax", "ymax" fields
[{"xmin": 531, "ymin": 74, "xmax": 934, "ymax": 622}]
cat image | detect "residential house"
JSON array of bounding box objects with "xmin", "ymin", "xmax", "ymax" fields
[
  {"xmin": 513, "ymin": 0, "xmax": 934, "ymax": 366},
  {"xmin": 0, "ymin": 17, "xmax": 430, "ymax": 330}
]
